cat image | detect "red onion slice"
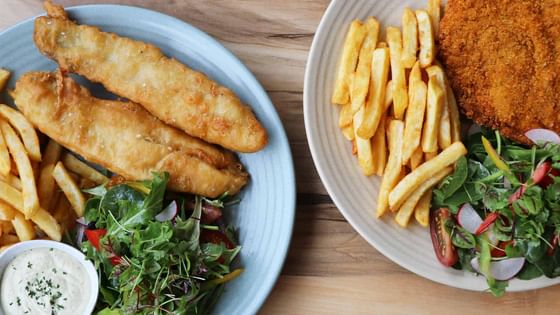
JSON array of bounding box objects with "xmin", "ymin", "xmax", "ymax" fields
[
  {"xmin": 525, "ymin": 129, "xmax": 560, "ymax": 145},
  {"xmin": 155, "ymin": 201, "xmax": 178, "ymax": 222},
  {"xmin": 76, "ymin": 224, "xmax": 86, "ymax": 244},
  {"xmin": 457, "ymin": 203, "xmax": 483, "ymax": 234},
  {"xmin": 471, "ymin": 257, "xmax": 525, "ymax": 280},
  {"xmin": 76, "ymin": 217, "xmax": 87, "ymax": 226}
]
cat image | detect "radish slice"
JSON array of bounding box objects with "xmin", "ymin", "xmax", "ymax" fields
[
  {"xmin": 525, "ymin": 129, "xmax": 560, "ymax": 145},
  {"xmin": 76, "ymin": 217, "xmax": 87, "ymax": 226},
  {"xmin": 486, "ymin": 227, "xmax": 499, "ymax": 246},
  {"xmin": 76, "ymin": 224, "xmax": 86, "ymax": 244},
  {"xmin": 471, "ymin": 257, "xmax": 525, "ymax": 280},
  {"xmin": 155, "ymin": 201, "xmax": 178, "ymax": 222},
  {"xmin": 457, "ymin": 203, "xmax": 483, "ymax": 234}
]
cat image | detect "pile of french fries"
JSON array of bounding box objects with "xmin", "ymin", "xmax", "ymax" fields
[
  {"xmin": 0, "ymin": 68, "xmax": 109, "ymax": 251},
  {"xmin": 332, "ymin": 0, "xmax": 467, "ymax": 227}
]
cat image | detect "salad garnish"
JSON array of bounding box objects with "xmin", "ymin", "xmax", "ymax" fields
[
  {"xmin": 431, "ymin": 130, "xmax": 560, "ymax": 296},
  {"xmin": 78, "ymin": 172, "xmax": 242, "ymax": 314}
]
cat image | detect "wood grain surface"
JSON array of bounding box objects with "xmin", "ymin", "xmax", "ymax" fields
[{"xmin": 3, "ymin": 1, "xmax": 560, "ymax": 314}]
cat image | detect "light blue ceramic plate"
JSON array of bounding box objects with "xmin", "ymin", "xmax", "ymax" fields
[{"xmin": 0, "ymin": 5, "xmax": 295, "ymax": 314}]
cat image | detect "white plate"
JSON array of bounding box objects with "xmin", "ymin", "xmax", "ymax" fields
[{"xmin": 303, "ymin": 0, "xmax": 560, "ymax": 292}]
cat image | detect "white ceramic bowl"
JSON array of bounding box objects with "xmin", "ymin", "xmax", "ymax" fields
[
  {"xmin": 0, "ymin": 240, "xmax": 99, "ymax": 315},
  {"xmin": 303, "ymin": 0, "xmax": 560, "ymax": 292}
]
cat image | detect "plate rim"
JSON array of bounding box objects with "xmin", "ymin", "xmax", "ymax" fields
[
  {"xmin": 1, "ymin": 3, "xmax": 297, "ymax": 313},
  {"xmin": 303, "ymin": 0, "xmax": 560, "ymax": 293}
]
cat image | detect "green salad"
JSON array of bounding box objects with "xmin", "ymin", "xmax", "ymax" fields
[
  {"xmin": 430, "ymin": 130, "xmax": 560, "ymax": 296},
  {"xmin": 74, "ymin": 172, "xmax": 242, "ymax": 314}
]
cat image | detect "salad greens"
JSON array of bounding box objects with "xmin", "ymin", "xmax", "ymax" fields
[
  {"xmin": 78, "ymin": 172, "xmax": 242, "ymax": 314},
  {"xmin": 432, "ymin": 130, "xmax": 560, "ymax": 296}
]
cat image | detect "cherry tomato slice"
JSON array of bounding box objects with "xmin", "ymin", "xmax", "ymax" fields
[
  {"xmin": 430, "ymin": 208, "xmax": 458, "ymax": 267},
  {"xmin": 200, "ymin": 230, "xmax": 235, "ymax": 249},
  {"xmin": 491, "ymin": 240, "xmax": 513, "ymax": 258},
  {"xmin": 475, "ymin": 212, "xmax": 499, "ymax": 235},
  {"xmin": 540, "ymin": 168, "xmax": 559, "ymax": 188},
  {"xmin": 533, "ymin": 161, "xmax": 552, "ymax": 185},
  {"xmin": 85, "ymin": 229, "xmax": 107, "ymax": 251}
]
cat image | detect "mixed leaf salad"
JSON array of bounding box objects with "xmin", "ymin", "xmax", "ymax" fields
[
  {"xmin": 72, "ymin": 172, "xmax": 242, "ymax": 314},
  {"xmin": 430, "ymin": 129, "xmax": 560, "ymax": 296}
]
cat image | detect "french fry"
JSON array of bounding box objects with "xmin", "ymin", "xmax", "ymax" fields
[
  {"xmin": 0, "ymin": 233, "xmax": 18, "ymax": 246},
  {"xmin": 389, "ymin": 142, "xmax": 467, "ymax": 210},
  {"xmin": 0, "ymin": 124, "xmax": 10, "ymax": 177},
  {"xmin": 63, "ymin": 153, "xmax": 109, "ymax": 185},
  {"xmin": 401, "ymin": 8, "xmax": 418, "ymax": 68},
  {"xmin": 357, "ymin": 47, "xmax": 390, "ymax": 139},
  {"xmin": 353, "ymin": 108, "xmax": 375, "ymax": 176},
  {"xmin": 376, "ymin": 120, "xmax": 404, "ymax": 217},
  {"xmin": 410, "ymin": 146, "xmax": 424, "ymax": 170},
  {"xmin": 0, "ymin": 171, "xmax": 21, "ymax": 191},
  {"xmin": 10, "ymin": 159, "xmax": 17, "ymax": 176},
  {"xmin": 12, "ymin": 212, "xmax": 35, "ymax": 241},
  {"xmin": 341, "ymin": 124, "xmax": 355, "ymax": 141},
  {"xmin": 425, "ymin": 152, "xmax": 438, "ymax": 161},
  {"xmin": 421, "ymin": 76, "xmax": 444, "ymax": 153},
  {"xmin": 415, "ymin": 189, "xmax": 433, "ymax": 227},
  {"xmin": 338, "ymin": 103, "xmax": 353, "ymax": 127},
  {"xmin": 0, "ymin": 221, "xmax": 14, "ymax": 235},
  {"xmin": 415, "ymin": 10, "xmax": 435, "ymax": 68},
  {"xmin": 0, "ymin": 104, "xmax": 41, "ymax": 161},
  {"xmin": 385, "ymin": 80, "xmax": 394, "ymax": 109},
  {"xmin": 1, "ymin": 120, "xmax": 39, "ymax": 219},
  {"xmin": 350, "ymin": 17, "xmax": 380, "ymax": 115},
  {"xmin": 426, "ymin": 65, "xmax": 452, "ymax": 149},
  {"xmin": 0, "ymin": 180, "xmax": 61, "ymax": 240},
  {"xmin": 0, "ymin": 200, "xmax": 16, "ymax": 220},
  {"xmin": 372, "ymin": 116, "xmax": 387, "ymax": 176},
  {"xmin": 53, "ymin": 194, "xmax": 76, "ymax": 232},
  {"xmin": 0, "ymin": 69, "xmax": 9, "ymax": 92},
  {"xmin": 427, "ymin": 0, "xmax": 441, "ymax": 38},
  {"xmin": 332, "ymin": 20, "xmax": 367, "ymax": 105},
  {"xmin": 445, "ymin": 79, "xmax": 462, "ymax": 143},
  {"xmin": 52, "ymin": 162, "xmax": 85, "ymax": 217},
  {"xmin": 37, "ymin": 140, "xmax": 62, "ymax": 209},
  {"xmin": 385, "ymin": 27, "xmax": 409, "ymax": 119},
  {"xmin": 402, "ymin": 70, "xmax": 427, "ymax": 165},
  {"xmin": 395, "ymin": 167, "xmax": 451, "ymax": 227}
]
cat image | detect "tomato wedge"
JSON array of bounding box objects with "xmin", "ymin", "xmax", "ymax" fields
[
  {"xmin": 430, "ymin": 208, "xmax": 458, "ymax": 267},
  {"xmin": 475, "ymin": 213, "xmax": 499, "ymax": 235},
  {"xmin": 200, "ymin": 230, "xmax": 235, "ymax": 249},
  {"xmin": 540, "ymin": 168, "xmax": 559, "ymax": 188},
  {"xmin": 533, "ymin": 161, "xmax": 552, "ymax": 185},
  {"xmin": 490, "ymin": 240, "xmax": 513, "ymax": 258},
  {"xmin": 85, "ymin": 228, "xmax": 121, "ymax": 266},
  {"xmin": 85, "ymin": 229, "xmax": 107, "ymax": 251}
]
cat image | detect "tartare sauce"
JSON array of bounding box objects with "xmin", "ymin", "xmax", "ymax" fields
[{"xmin": 1, "ymin": 248, "xmax": 91, "ymax": 315}]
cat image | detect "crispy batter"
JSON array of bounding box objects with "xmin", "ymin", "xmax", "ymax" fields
[
  {"xmin": 11, "ymin": 72, "xmax": 248, "ymax": 198},
  {"xmin": 34, "ymin": 1, "xmax": 267, "ymax": 153},
  {"xmin": 439, "ymin": 0, "xmax": 560, "ymax": 144}
]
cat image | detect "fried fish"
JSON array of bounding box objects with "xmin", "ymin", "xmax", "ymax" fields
[
  {"xmin": 34, "ymin": 1, "xmax": 268, "ymax": 153},
  {"xmin": 11, "ymin": 71, "xmax": 248, "ymax": 198}
]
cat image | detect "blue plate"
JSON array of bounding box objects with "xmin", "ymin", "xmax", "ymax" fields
[{"xmin": 0, "ymin": 5, "xmax": 295, "ymax": 314}]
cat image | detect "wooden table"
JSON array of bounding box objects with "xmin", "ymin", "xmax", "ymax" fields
[{"xmin": 3, "ymin": 1, "xmax": 560, "ymax": 314}]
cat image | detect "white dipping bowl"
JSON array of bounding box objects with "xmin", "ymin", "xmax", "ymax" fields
[{"xmin": 0, "ymin": 240, "xmax": 99, "ymax": 315}]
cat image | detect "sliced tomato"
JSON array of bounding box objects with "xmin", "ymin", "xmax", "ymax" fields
[
  {"xmin": 430, "ymin": 208, "xmax": 458, "ymax": 267},
  {"xmin": 540, "ymin": 168, "xmax": 559, "ymax": 188},
  {"xmin": 200, "ymin": 230, "xmax": 235, "ymax": 249},
  {"xmin": 491, "ymin": 240, "xmax": 513, "ymax": 258},
  {"xmin": 85, "ymin": 229, "xmax": 107, "ymax": 251},
  {"xmin": 533, "ymin": 161, "xmax": 552, "ymax": 185},
  {"xmin": 475, "ymin": 213, "xmax": 499, "ymax": 235},
  {"xmin": 508, "ymin": 185, "xmax": 526, "ymax": 205}
]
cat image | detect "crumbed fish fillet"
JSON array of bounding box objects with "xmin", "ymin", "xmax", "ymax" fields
[
  {"xmin": 11, "ymin": 72, "xmax": 248, "ymax": 198},
  {"xmin": 34, "ymin": 1, "xmax": 267, "ymax": 153}
]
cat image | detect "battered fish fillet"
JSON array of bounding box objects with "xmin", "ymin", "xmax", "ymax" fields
[
  {"xmin": 439, "ymin": 0, "xmax": 560, "ymax": 145},
  {"xmin": 34, "ymin": 1, "xmax": 267, "ymax": 153},
  {"xmin": 11, "ymin": 72, "xmax": 248, "ymax": 198}
]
